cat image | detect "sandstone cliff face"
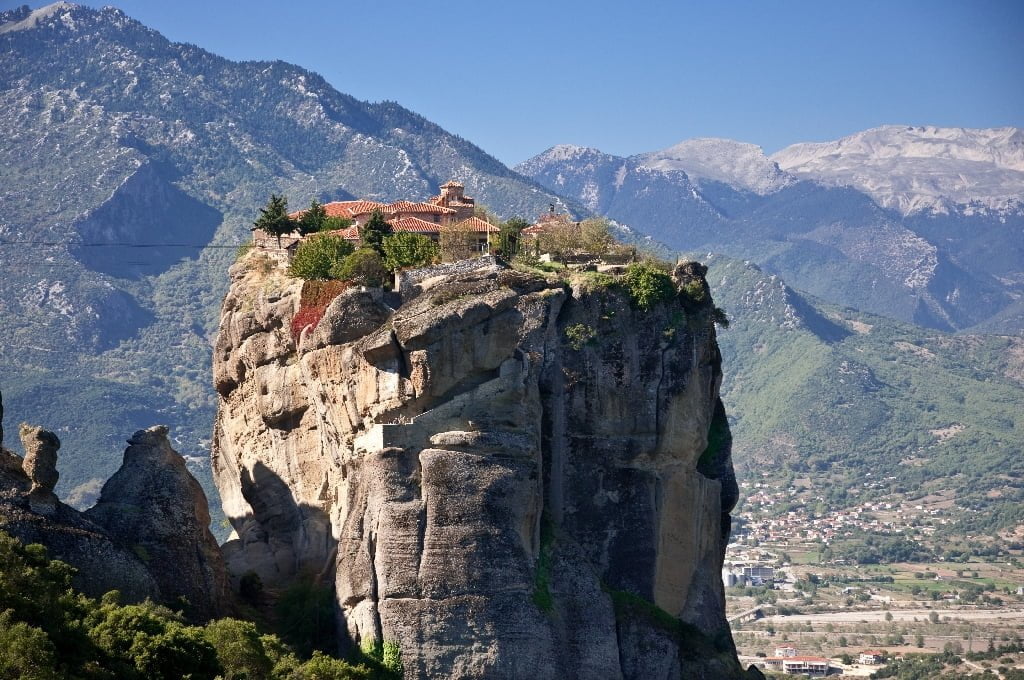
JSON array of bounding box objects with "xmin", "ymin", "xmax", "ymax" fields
[
  {"xmin": 213, "ymin": 255, "xmax": 752, "ymax": 679},
  {"xmin": 0, "ymin": 404, "xmax": 229, "ymax": 620}
]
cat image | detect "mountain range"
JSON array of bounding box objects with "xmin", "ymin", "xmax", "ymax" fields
[
  {"xmin": 0, "ymin": 2, "xmax": 570, "ymax": 506},
  {"xmin": 704, "ymin": 255, "xmax": 1024, "ymax": 540},
  {"xmin": 517, "ymin": 127, "xmax": 1024, "ymax": 334},
  {"xmin": 1, "ymin": 2, "xmax": 1021, "ymax": 543}
]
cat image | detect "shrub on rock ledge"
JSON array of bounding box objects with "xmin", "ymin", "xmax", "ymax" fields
[
  {"xmin": 332, "ymin": 248, "xmax": 388, "ymax": 288},
  {"xmin": 289, "ymin": 234, "xmax": 355, "ymax": 280},
  {"xmin": 623, "ymin": 261, "xmax": 676, "ymax": 311}
]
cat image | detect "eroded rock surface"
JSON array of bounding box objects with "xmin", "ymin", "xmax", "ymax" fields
[
  {"xmin": 0, "ymin": 401, "xmax": 230, "ymax": 619},
  {"xmin": 214, "ymin": 254, "xmax": 755, "ymax": 679},
  {"xmin": 0, "ymin": 420, "xmax": 159, "ymax": 602},
  {"xmin": 20, "ymin": 423, "xmax": 60, "ymax": 497},
  {"xmin": 86, "ymin": 425, "xmax": 231, "ymax": 620}
]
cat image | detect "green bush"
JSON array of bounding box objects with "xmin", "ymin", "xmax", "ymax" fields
[
  {"xmin": 622, "ymin": 262, "xmax": 676, "ymax": 311},
  {"xmin": 203, "ymin": 618, "xmax": 273, "ymax": 680},
  {"xmin": 274, "ymin": 578, "xmax": 336, "ymax": 658},
  {"xmin": 299, "ymin": 651, "xmax": 374, "ymax": 679},
  {"xmin": 0, "ymin": 472, "xmax": 411, "ymax": 680},
  {"xmin": 532, "ymin": 519, "xmax": 555, "ymax": 613},
  {"xmin": 0, "ymin": 610, "xmax": 57, "ymax": 680},
  {"xmin": 322, "ymin": 216, "xmax": 354, "ymax": 232},
  {"xmin": 565, "ymin": 323, "xmax": 597, "ymax": 350},
  {"xmin": 332, "ymin": 248, "xmax": 388, "ymax": 287},
  {"xmin": 289, "ymin": 234, "xmax": 355, "ymax": 280},
  {"xmin": 360, "ymin": 640, "xmax": 403, "ymax": 676},
  {"xmin": 381, "ymin": 232, "xmax": 439, "ymax": 271},
  {"xmin": 679, "ymin": 279, "xmax": 707, "ymax": 305}
]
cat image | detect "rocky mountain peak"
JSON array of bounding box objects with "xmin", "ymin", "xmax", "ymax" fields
[
  {"xmin": 771, "ymin": 124, "xmax": 1024, "ymax": 214},
  {"xmin": 86, "ymin": 424, "xmax": 230, "ymax": 620},
  {"xmin": 638, "ymin": 137, "xmax": 794, "ymax": 194},
  {"xmin": 0, "ymin": 3, "xmax": 76, "ymax": 34},
  {"xmin": 515, "ymin": 143, "xmax": 621, "ymax": 176}
]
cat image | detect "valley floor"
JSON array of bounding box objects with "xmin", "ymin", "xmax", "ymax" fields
[{"xmin": 726, "ymin": 538, "xmax": 1024, "ymax": 678}]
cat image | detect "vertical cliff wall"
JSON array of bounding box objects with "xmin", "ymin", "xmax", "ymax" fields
[{"xmin": 213, "ymin": 254, "xmax": 754, "ymax": 679}]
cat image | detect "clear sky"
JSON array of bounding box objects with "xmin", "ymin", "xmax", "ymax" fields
[{"xmin": 6, "ymin": 0, "xmax": 1023, "ymax": 165}]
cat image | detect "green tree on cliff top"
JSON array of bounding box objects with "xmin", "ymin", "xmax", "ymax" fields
[
  {"xmin": 253, "ymin": 194, "xmax": 296, "ymax": 247},
  {"xmin": 359, "ymin": 210, "xmax": 392, "ymax": 255}
]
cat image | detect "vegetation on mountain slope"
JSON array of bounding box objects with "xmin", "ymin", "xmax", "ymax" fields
[{"xmin": 706, "ymin": 255, "xmax": 1024, "ymax": 543}]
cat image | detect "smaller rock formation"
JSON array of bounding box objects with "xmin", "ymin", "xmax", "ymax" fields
[
  {"xmin": 0, "ymin": 394, "xmax": 230, "ymax": 620},
  {"xmin": 0, "ymin": 420, "xmax": 159, "ymax": 602},
  {"xmin": 86, "ymin": 426, "xmax": 231, "ymax": 620},
  {"xmin": 19, "ymin": 423, "xmax": 60, "ymax": 498}
]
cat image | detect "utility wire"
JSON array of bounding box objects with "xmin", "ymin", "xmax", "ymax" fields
[{"xmin": 0, "ymin": 240, "xmax": 248, "ymax": 248}]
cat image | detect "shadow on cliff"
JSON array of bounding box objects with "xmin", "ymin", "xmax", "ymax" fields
[
  {"xmin": 229, "ymin": 462, "xmax": 341, "ymax": 654},
  {"xmin": 70, "ymin": 160, "xmax": 223, "ymax": 280}
]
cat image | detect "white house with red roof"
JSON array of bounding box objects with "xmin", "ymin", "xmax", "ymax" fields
[
  {"xmin": 762, "ymin": 655, "xmax": 831, "ymax": 676},
  {"xmin": 858, "ymin": 650, "xmax": 885, "ymax": 664}
]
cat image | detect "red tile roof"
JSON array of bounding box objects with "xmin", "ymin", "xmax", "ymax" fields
[
  {"xmin": 290, "ymin": 200, "xmax": 386, "ymax": 220},
  {"xmin": 334, "ymin": 200, "xmax": 387, "ymax": 217},
  {"xmin": 387, "ymin": 216, "xmax": 443, "ymax": 234},
  {"xmin": 327, "ymin": 226, "xmax": 361, "ymax": 240},
  {"xmin": 384, "ymin": 201, "xmax": 456, "ymax": 215},
  {"xmin": 450, "ymin": 216, "xmax": 499, "ymax": 233}
]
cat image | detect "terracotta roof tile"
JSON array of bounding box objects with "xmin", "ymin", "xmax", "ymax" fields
[
  {"xmin": 326, "ymin": 226, "xmax": 360, "ymax": 240},
  {"xmin": 449, "ymin": 216, "xmax": 499, "ymax": 233},
  {"xmin": 387, "ymin": 216, "xmax": 443, "ymax": 234},
  {"xmin": 332, "ymin": 200, "xmax": 386, "ymax": 217},
  {"xmin": 384, "ymin": 201, "xmax": 455, "ymax": 215}
]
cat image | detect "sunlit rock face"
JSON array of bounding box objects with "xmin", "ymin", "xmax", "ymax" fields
[{"xmin": 213, "ymin": 254, "xmax": 751, "ymax": 679}]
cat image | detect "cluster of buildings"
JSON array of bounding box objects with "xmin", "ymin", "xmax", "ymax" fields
[
  {"xmin": 736, "ymin": 479, "xmax": 953, "ymax": 548},
  {"xmin": 723, "ymin": 564, "xmax": 777, "ymax": 588},
  {"xmin": 756, "ymin": 645, "xmax": 884, "ymax": 675},
  {"xmin": 253, "ymin": 181, "xmax": 499, "ymax": 258}
]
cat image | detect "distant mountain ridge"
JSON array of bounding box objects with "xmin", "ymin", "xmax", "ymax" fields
[
  {"xmin": 0, "ymin": 1, "xmax": 572, "ymax": 505},
  {"xmin": 517, "ymin": 127, "xmax": 1024, "ymax": 334},
  {"xmin": 772, "ymin": 125, "xmax": 1024, "ymax": 215}
]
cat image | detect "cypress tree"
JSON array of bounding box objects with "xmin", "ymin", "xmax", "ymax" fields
[
  {"xmin": 359, "ymin": 209, "xmax": 392, "ymax": 255},
  {"xmin": 253, "ymin": 194, "xmax": 296, "ymax": 247},
  {"xmin": 297, "ymin": 200, "xmax": 328, "ymax": 235}
]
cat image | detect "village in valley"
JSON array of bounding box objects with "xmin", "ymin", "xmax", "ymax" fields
[{"xmin": 723, "ymin": 474, "xmax": 1024, "ymax": 677}]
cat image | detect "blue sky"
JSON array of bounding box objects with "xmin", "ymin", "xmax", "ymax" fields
[{"xmin": 7, "ymin": 0, "xmax": 1024, "ymax": 165}]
